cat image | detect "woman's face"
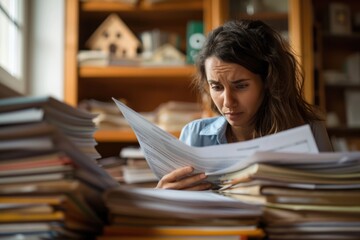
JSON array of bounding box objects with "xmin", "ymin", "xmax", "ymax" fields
[{"xmin": 205, "ymin": 56, "xmax": 264, "ymax": 128}]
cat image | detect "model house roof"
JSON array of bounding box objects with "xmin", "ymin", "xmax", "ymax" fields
[{"xmin": 86, "ymin": 14, "xmax": 141, "ymax": 59}]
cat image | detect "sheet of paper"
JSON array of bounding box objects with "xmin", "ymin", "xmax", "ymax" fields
[
  {"xmin": 209, "ymin": 150, "xmax": 360, "ymax": 175},
  {"xmin": 113, "ymin": 98, "xmax": 320, "ymax": 179},
  {"xmin": 105, "ymin": 187, "xmax": 263, "ymax": 218}
]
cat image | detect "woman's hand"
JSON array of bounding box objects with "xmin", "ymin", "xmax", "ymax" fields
[{"xmin": 156, "ymin": 166, "xmax": 212, "ymax": 190}]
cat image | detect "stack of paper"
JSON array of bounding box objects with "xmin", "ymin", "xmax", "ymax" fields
[
  {"xmin": 97, "ymin": 147, "xmax": 158, "ymax": 187},
  {"xmin": 100, "ymin": 186, "xmax": 265, "ymax": 239},
  {"xmin": 0, "ymin": 101, "xmax": 118, "ymax": 239},
  {"xmin": 120, "ymin": 147, "xmax": 158, "ymax": 186},
  {"xmin": 0, "ymin": 96, "xmax": 101, "ymax": 159},
  {"xmin": 217, "ymin": 151, "xmax": 360, "ymax": 240},
  {"xmin": 113, "ymin": 98, "xmax": 360, "ymax": 239},
  {"xmin": 97, "ymin": 156, "xmax": 126, "ymax": 182}
]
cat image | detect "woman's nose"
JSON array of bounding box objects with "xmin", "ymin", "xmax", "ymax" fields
[{"xmin": 223, "ymin": 90, "xmax": 237, "ymax": 108}]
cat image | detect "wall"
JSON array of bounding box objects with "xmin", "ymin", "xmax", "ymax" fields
[{"xmin": 28, "ymin": 0, "xmax": 65, "ymax": 100}]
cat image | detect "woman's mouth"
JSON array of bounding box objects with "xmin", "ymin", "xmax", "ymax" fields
[{"xmin": 224, "ymin": 112, "xmax": 243, "ymax": 121}]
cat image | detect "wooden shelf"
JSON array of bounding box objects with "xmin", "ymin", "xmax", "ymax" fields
[
  {"xmin": 236, "ymin": 12, "xmax": 288, "ymax": 21},
  {"xmin": 79, "ymin": 65, "xmax": 196, "ymax": 78},
  {"xmin": 325, "ymin": 84, "xmax": 360, "ymax": 90},
  {"xmin": 81, "ymin": 0, "xmax": 203, "ymax": 12},
  {"xmin": 322, "ymin": 32, "xmax": 360, "ymax": 40},
  {"xmin": 327, "ymin": 127, "xmax": 360, "ymax": 137},
  {"xmin": 94, "ymin": 128, "xmax": 180, "ymax": 142}
]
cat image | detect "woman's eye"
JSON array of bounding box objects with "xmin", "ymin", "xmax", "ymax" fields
[
  {"xmin": 236, "ymin": 83, "xmax": 248, "ymax": 89},
  {"xmin": 211, "ymin": 85, "xmax": 223, "ymax": 91}
]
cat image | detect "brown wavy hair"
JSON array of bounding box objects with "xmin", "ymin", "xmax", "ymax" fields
[{"xmin": 194, "ymin": 19, "xmax": 323, "ymax": 137}]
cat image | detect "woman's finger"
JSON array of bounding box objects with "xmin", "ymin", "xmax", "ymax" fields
[
  {"xmin": 183, "ymin": 182, "xmax": 213, "ymax": 191},
  {"xmin": 162, "ymin": 166, "xmax": 194, "ymax": 182}
]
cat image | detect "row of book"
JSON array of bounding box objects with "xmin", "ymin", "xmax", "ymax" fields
[{"xmin": 78, "ymin": 98, "xmax": 203, "ymax": 132}]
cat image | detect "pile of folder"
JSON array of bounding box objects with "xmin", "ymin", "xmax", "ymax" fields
[
  {"xmin": 100, "ymin": 186, "xmax": 265, "ymax": 240},
  {"xmin": 0, "ymin": 96, "xmax": 118, "ymax": 240},
  {"xmin": 217, "ymin": 151, "xmax": 360, "ymax": 240}
]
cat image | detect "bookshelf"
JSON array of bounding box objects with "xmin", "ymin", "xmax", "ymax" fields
[
  {"xmin": 312, "ymin": 0, "xmax": 360, "ymax": 150},
  {"xmin": 64, "ymin": 0, "xmax": 227, "ymax": 156},
  {"xmin": 64, "ymin": 0, "xmax": 312, "ymax": 157}
]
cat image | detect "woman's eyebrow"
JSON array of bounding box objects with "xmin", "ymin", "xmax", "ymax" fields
[
  {"xmin": 207, "ymin": 79, "xmax": 219, "ymax": 83},
  {"xmin": 231, "ymin": 79, "xmax": 250, "ymax": 84}
]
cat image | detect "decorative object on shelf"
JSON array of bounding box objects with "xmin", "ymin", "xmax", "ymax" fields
[
  {"xmin": 326, "ymin": 112, "xmax": 340, "ymax": 128},
  {"xmin": 328, "ymin": 2, "xmax": 352, "ymax": 35},
  {"xmin": 353, "ymin": 11, "xmax": 360, "ymax": 32},
  {"xmin": 345, "ymin": 90, "xmax": 360, "ymax": 127},
  {"xmin": 86, "ymin": 14, "xmax": 142, "ymax": 59},
  {"xmin": 323, "ymin": 69, "xmax": 347, "ymax": 85},
  {"xmin": 262, "ymin": 0, "xmax": 287, "ymax": 13},
  {"xmin": 142, "ymin": 43, "xmax": 186, "ymax": 66},
  {"xmin": 344, "ymin": 52, "xmax": 360, "ymax": 85},
  {"xmin": 77, "ymin": 50, "xmax": 109, "ymax": 66},
  {"xmin": 140, "ymin": 29, "xmax": 181, "ymax": 60},
  {"xmin": 244, "ymin": 0, "xmax": 264, "ymax": 15},
  {"xmin": 186, "ymin": 21, "xmax": 205, "ymax": 64}
]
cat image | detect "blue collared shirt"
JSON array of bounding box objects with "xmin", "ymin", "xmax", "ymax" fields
[{"xmin": 179, "ymin": 116, "xmax": 229, "ymax": 147}]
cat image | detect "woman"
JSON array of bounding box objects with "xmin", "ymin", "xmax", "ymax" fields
[{"xmin": 156, "ymin": 19, "xmax": 332, "ymax": 190}]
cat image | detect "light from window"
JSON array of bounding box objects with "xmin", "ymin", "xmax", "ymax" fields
[{"xmin": 0, "ymin": 0, "xmax": 25, "ymax": 94}]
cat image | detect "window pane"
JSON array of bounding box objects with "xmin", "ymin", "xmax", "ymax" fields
[{"xmin": 0, "ymin": 0, "xmax": 25, "ymax": 93}]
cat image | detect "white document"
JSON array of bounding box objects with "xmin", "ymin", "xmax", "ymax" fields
[{"xmin": 112, "ymin": 99, "xmax": 331, "ymax": 180}]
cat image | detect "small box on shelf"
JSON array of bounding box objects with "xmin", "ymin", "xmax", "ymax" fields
[{"xmin": 328, "ymin": 2, "xmax": 352, "ymax": 35}]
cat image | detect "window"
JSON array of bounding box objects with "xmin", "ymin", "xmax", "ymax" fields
[{"xmin": 0, "ymin": 0, "xmax": 26, "ymax": 94}]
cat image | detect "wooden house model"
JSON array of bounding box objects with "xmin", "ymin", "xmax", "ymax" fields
[{"xmin": 86, "ymin": 14, "xmax": 141, "ymax": 59}]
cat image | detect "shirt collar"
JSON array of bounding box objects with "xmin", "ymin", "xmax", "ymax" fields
[{"xmin": 199, "ymin": 116, "xmax": 228, "ymax": 144}]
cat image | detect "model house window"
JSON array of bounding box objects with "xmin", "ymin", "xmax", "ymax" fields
[{"xmin": 0, "ymin": 0, "xmax": 26, "ymax": 94}]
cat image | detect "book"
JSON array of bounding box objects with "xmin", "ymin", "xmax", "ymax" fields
[
  {"xmin": 0, "ymin": 222, "xmax": 89, "ymax": 239},
  {"xmin": 102, "ymin": 225, "xmax": 265, "ymax": 237},
  {"xmin": 218, "ymin": 162, "xmax": 360, "ymax": 188},
  {"xmin": 98, "ymin": 235, "xmax": 248, "ymax": 240},
  {"xmin": 220, "ymin": 184, "xmax": 360, "ymax": 197},
  {"xmin": 0, "ymin": 108, "xmax": 44, "ymax": 125},
  {"xmin": 0, "ymin": 153, "xmax": 72, "ymax": 172},
  {"xmin": 110, "ymin": 215, "xmax": 259, "ymax": 227}
]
